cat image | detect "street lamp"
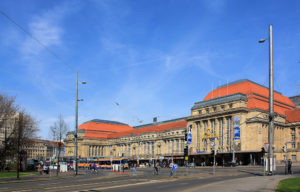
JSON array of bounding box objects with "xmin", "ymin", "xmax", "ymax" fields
[
  {"xmin": 259, "ymin": 24, "xmax": 274, "ymax": 175},
  {"xmin": 75, "ymin": 71, "xmax": 86, "ymax": 175}
]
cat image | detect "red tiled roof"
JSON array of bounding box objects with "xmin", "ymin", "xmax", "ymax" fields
[
  {"xmin": 203, "ymin": 80, "xmax": 295, "ymax": 115},
  {"xmin": 79, "ymin": 122, "xmax": 134, "ymax": 139},
  {"xmin": 107, "ymin": 120, "xmax": 187, "ymax": 139},
  {"xmin": 286, "ymin": 109, "xmax": 300, "ymax": 123}
]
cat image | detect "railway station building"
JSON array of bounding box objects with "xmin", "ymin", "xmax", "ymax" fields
[{"xmin": 64, "ymin": 79, "xmax": 300, "ymax": 166}]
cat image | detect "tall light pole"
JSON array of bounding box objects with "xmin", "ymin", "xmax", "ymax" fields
[
  {"xmin": 74, "ymin": 71, "xmax": 86, "ymax": 175},
  {"xmin": 259, "ymin": 24, "xmax": 274, "ymax": 175}
]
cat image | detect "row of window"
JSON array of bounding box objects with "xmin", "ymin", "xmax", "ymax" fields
[
  {"xmin": 117, "ymin": 130, "xmax": 184, "ymax": 143},
  {"xmin": 198, "ymin": 103, "xmax": 234, "ymax": 115}
]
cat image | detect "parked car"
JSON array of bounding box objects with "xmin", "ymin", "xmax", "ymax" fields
[
  {"xmin": 224, "ymin": 162, "xmax": 236, "ymax": 167},
  {"xmin": 186, "ymin": 163, "xmax": 195, "ymax": 168}
]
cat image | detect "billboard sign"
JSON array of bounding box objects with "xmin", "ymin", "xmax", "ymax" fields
[
  {"xmin": 187, "ymin": 125, "xmax": 192, "ymax": 145},
  {"xmin": 233, "ymin": 117, "xmax": 240, "ymax": 140}
]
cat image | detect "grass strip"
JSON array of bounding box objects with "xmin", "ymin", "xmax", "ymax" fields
[
  {"xmin": 0, "ymin": 172, "xmax": 38, "ymax": 178},
  {"xmin": 276, "ymin": 177, "xmax": 300, "ymax": 192}
]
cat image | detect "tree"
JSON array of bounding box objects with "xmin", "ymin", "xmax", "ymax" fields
[
  {"xmin": 0, "ymin": 94, "xmax": 18, "ymax": 169},
  {"xmin": 13, "ymin": 111, "xmax": 38, "ymax": 178},
  {"xmin": 50, "ymin": 115, "xmax": 69, "ymax": 176},
  {"xmin": 0, "ymin": 93, "xmax": 39, "ymax": 179}
]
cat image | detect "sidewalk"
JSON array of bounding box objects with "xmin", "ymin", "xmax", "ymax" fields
[{"xmin": 183, "ymin": 175, "xmax": 297, "ymax": 192}]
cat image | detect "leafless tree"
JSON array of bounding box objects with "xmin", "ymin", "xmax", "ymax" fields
[
  {"xmin": 0, "ymin": 93, "xmax": 39, "ymax": 178},
  {"xmin": 12, "ymin": 111, "xmax": 38, "ymax": 178},
  {"xmin": 50, "ymin": 115, "xmax": 69, "ymax": 176},
  {"xmin": 0, "ymin": 94, "xmax": 18, "ymax": 165}
]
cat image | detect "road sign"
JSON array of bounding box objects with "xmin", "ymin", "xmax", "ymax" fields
[
  {"xmin": 264, "ymin": 143, "xmax": 270, "ymax": 151},
  {"xmin": 211, "ymin": 142, "xmax": 215, "ymax": 147}
]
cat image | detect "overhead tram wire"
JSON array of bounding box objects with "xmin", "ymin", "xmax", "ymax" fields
[
  {"xmin": 0, "ymin": 9, "xmax": 75, "ymax": 72},
  {"xmin": 0, "ymin": 9, "xmax": 187, "ymax": 125}
]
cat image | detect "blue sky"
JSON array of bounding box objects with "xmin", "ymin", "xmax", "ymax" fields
[{"xmin": 0, "ymin": 0, "xmax": 299, "ymax": 139}]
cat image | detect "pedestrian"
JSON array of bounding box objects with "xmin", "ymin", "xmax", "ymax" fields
[
  {"xmin": 155, "ymin": 161, "xmax": 159, "ymax": 175},
  {"xmin": 93, "ymin": 163, "xmax": 97, "ymax": 172},
  {"xmin": 37, "ymin": 164, "xmax": 42, "ymax": 175},
  {"xmin": 288, "ymin": 159, "xmax": 292, "ymax": 174},
  {"xmin": 133, "ymin": 164, "xmax": 136, "ymax": 176},
  {"xmin": 169, "ymin": 161, "xmax": 174, "ymax": 177}
]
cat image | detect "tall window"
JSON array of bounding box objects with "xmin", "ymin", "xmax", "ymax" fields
[
  {"xmin": 176, "ymin": 139, "xmax": 179, "ymax": 153},
  {"xmin": 291, "ymin": 128, "xmax": 295, "ymax": 141},
  {"xmin": 197, "ymin": 122, "xmax": 201, "ymax": 148},
  {"xmin": 219, "ymin": 118, "xmax": 223, "ymax": 151},
  {"xmin": 211, "ymin": 119, "xmax": 216, "ymax": 133},
  {"xmin": 128, "ymin": 144, "xmax": 131, "ymax": 155},
  {"xmin": 148, "ymin": 142, "xmax": 150, "ymax": 154},
  {"xmin": 181, "ymin": 139, "xmax": 184, "ymax": 152},
  {"xmin": 203, "ymin": 120, "xmax": 208, "ymax": 131},
  {"xmin": 172, "ymin": 140, "xmax": 174, "ymax": 154},
  {"xmin": 227, "ymin": 117, "xmax": 231, "ymax": 147},
  {"xmin": 152, "ymin": 143, "xmax": 154, "ymax": 155},
  {"xmin": 158, "ymin": 145, "xmax": 161, "ymax": 154}
]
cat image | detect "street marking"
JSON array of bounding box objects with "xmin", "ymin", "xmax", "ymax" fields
[{"xmin": 74, "ymin": 179, "xmax": 177, "ymax": 192}]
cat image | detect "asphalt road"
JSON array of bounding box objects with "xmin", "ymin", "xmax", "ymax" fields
[{"xmin": 0, "ymin": 166, "xmax": 299, "ymax": 192}]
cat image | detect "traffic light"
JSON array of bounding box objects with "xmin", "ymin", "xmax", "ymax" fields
[
  {"xmin": 261, "ymin": 147, "xmax": 266, "ymax": 154},
  {"xmin": 184, "ymin": 146, "xmax": 188, "ymax": 156},
  {"xmin": 184, "ymin": 132, "xmax": 188, "ymax": 141}
]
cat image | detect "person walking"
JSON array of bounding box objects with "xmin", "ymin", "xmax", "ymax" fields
[
  {"xmin": 169, "ymin": 161, "xmax": 174, "ymax": 177},
  {"xmin": 93, "ymin": 163, "xmax": 97, "ymax": 174},
  {"xmin": 37, "ymin": 164, "xmax": 43, "ymax": 175},
  {"xmin": 155, "ymin": 161, "xmax": 159, "ymax": 175},
  {"xmin": 287, "ymin": 159, "xmax": 292, "ymax": 174}
]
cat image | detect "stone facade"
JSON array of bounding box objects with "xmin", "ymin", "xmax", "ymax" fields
[
  {"xmin": 24, "ymin": 139, "xmax": 64, "ymax": 161},
  {"xmin": 64, "ymin": 79, "xmax": 300, "ymax": 165},
  {"xmin": 65, "ymin": 118, "xmax": 187, "ymax": 165}
]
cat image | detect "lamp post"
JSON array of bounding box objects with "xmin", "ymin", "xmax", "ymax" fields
[
  {"xmin": 259, "ymin": 24, "xmax": 274, "ymax": 175},
  {"xmin": 74, "ymin": 71, "xmax": 86, "ymax": 175}
]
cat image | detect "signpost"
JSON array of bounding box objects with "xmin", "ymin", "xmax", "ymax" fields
[{"xmin": 264, "ymin": 143, "xmax": 270, "ymax": 152}]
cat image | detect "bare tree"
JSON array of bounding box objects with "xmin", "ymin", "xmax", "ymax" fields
[
  {"xmin": 50, "ymin": 115, "xmax": 69, "ymax": 176},
  {"xmin": 0, "ymin": 94, "xmax": 39, "ymax": 179},
  {"xmin": 0, "ymin": 94, "xmax": 18, "ymax": 169},
  {"xmin": 12, "ymin": 111, "xmax": 38, "ymax": 178}
]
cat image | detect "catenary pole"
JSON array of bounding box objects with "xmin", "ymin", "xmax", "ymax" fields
[
  {"xmin": 75, "ymin": 71, "xmax": 78, "ymax": 175},
  {"xmin": 268, "ymin": 24, "xmax": 274, "ymax": 175}
]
